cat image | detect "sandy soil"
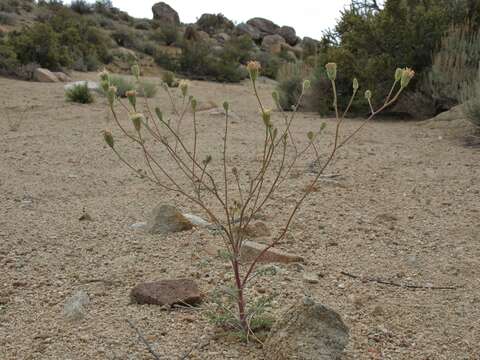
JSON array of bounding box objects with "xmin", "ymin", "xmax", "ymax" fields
[{"xmin": 0, "ymin": 73, "xmax": 479, "ymax": 360}]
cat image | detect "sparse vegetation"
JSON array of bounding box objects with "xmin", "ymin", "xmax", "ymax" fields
[
  {"xmin": 136, "ymin": 80, "xmax": 157, "ymax": 98},
  {"xmin": 461, "ymin": 67, "xmax": 480, "ymax": 128},
  {"xmin": 276, "ymin": 62, "xmax": 312, "ymax": 110},
  {"xmin": 106, "ymin": 75, "xmax": 135, "ymax": 97},
  {"xmin": 161, "ymin": 70, "xmax": 178, "ymax": 88}
]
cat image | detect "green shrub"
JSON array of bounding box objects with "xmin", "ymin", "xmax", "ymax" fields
[
  {"xmin": 70, "ymin": 0, "xmax": 92, "ymax": 14},
  {"xmin": 154, "ymin": 50, "xmax": 179, "ymax": 71},
  {"xmin": 461, "ymin": 67, "xmax": 480, "ymax": 127},
  {"xmin": 136, "ymin": 80, "xmax": 157, "ymax": 98},
  {"xmin": 108, "ymin": 75, "xmax": 135, "ymax": 97},
  {"xmin": 253, "ymin": 52, "xmax": 281, "ymax": 79},
  {"xmin": 276, "ymin": 62, "xmax": 312, "ymax": 110},
  {"xmin": 0, "ymin": 11, "xmax": 16, "ymax": 25},
  {"xmin": 65, "ymin": 82, "xmax": 94, "ymax": 104},
  {"xmin": 161, "ymin": 70, "xmax": 178, "ymax": 87},
  {"xmin": 0, "ymin": 42, "xmax": 19, "ymax": 76},
  {"xmin": 196, "ymin": 13, "xmax": 234, "ymax": 34},
  {"xmin": 159, "ymin": 25, "xmax": 179, "ymax": 46}
]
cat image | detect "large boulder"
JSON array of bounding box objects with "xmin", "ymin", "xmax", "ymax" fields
[
  {"xmin": 261, "ymin": 34, "xmax": 286, "ymax": 54},
  {"xmin": 389, "ymin": 91, "xmax": 436, "ymax": 119},
  {"xmin": 33, "ymin": 68, "xmax": 59, "ymax": 83},
  {"xmin": 277, "ymin": 26, "xmax": 298, "ymax": 46},
  {"xmin": 152, "ymin": 2, "xmax": 180, "ymax": 26},
  {"xmin": 130, "ymin": 279, "xmax": 202, "ymax": 306},
  {"xmin": 264, "ymin": 298, "xmax": 349, "ymax": 360},
  {"xmin": 236, "ymin": 23, "xmax": 262, "ymax": 41},
  {"xmin": 145, "ymin": 204, "xmax": 193, "ymax": 235},
  {"xmin": 196, "ymin": 13, "xmax": 234, "ymax": 35},
  {"xmin": 247, "ymin": 17, "xmax": 280, "ymax": 36}
]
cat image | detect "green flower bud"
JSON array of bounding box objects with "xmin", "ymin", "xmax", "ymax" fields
[
  {"xmin": 401, "ymin": 67, "xmax": 415, "ymax": 88},
  {"xmin": 155, "ymin": 107, "xmax": 163, "ymax": 123},
  {"xmin": 191, "ymin": 97, "xmax": 197, "ymax": 112},
  {"xmin": 130, "ymin": 113, "xmax": 143, "ymax": 133},
  {"xmin": 126, "ymin": 90, "xmax": 137, "ymax": 110},
  {"xmin": 103, "ymin": 130, "xmax": 114, "ymax": 148},
  {"xmin": 272, "ymin": 91, "xmax": 279, "ymax": 103},
  {"xmin": 364, "ymin": 90, "xmax": 372, "ymax": 101},
  {"xmin": 307, "ymin": 131, "xmax": 314, "ymax": 141},
  {"xmin": 353, "ymin": 78, "xmax": 359, "ymax": 92},
  {"xmin": 107, "ymin": 85, "xmax": 117, "ymax": 106},
  {"xmin": 262, "ymin": 110, "xmax": 272, "ymax": 127},
  {"xmin": 303, "ymin": 79, "xmax": 311, "ymax": 91},
  {"xmin": 202, "ymin": 155, "xmax": 212, "ymax": 165},
  {"xmin": 320, "ymin": 122, "xmax": 327, "ymax": 131},
  {"xmin": 223, "ymin": 101, "xmax": 229, "ymax": 113},
  {"xmin": 246, "ymin": 61, "xmax": 261, "ymax": 82},
  {"xmin": 100, "ymin": 79, "xmax": 110, "ymax": 93},
  {"xmin": 179, "ymin": 80, "xmax": 189, "ymax": 97},
  {"xmin": 99, "ymin": 69, "xmax": 109, "ymax": 83},
  {"xmin": 325, "ymin": 62, "xmax": 337, "ymax": 81},
  {"xmin": 131, "ymin": 64, "xmax": 140, "ymax": 80},
  {"xmin": 395, "ymin": 68, "xmax": 403, "ymax": 82}
]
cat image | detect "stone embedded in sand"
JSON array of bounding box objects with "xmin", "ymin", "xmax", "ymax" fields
[
  {"xmin": 63, "ymin": 290, "xmax": 90, "ymax": 321},
  {"xmin": 34, "ymin": 68, "xmax": 59, "ymax": 83},
  {"xmin": 240, "ymin": 241, "xmax": 304, "ymax": 264},
  {"xmin": 236, "ymin": 221, "xmax": 271, "ymax": 238},
  {"xmin": 53, "ymin": 72, "xmax": 72, "ymax": 82},
  {"xmin": 264, "ymin": 298, "xmax": 349, "ymax": 360},
  {"xmin": 130, "ymin": 279, "xmax": 202, "ymax": 306},
  {"xmin": 145, "ymin": 204, "xmax": 193, "ymax": 235}
]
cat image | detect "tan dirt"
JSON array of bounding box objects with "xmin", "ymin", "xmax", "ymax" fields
[{"xmin": 0, "ymin": 73, "xmax": 479, "ymax": 359}]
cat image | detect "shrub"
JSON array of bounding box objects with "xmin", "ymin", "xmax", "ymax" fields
[
  {"xmin": 461, "ymin": 67, "xmax": 480, "ymax": 127},
  {"xmin": 108, "ymin": 75, "xmax": 135, "ymax": 97},
  {"xmin": 0, "ymin": 12, "xmax": 16, "ymax": 25},
  {"xmin": 70, "ymin": 0, "xmax": 92, "ymax": 14},
  {"xmin": 100, "ymin": 62, "xmax": 414, "ymax": 338},
  {"xmin": 161, "ymin": 70, "xmax": 178, "ymax": 87},
  {"xmin": 276, "ymin": 62, "xmax": 312, "ymax": 110},
  {"xmin": 159, "ymin": 25, "xmax": 179, "ymax": 46},
  {"xmin": 0, "ymin": 42, "xmax": 19, "ymax": 76},
  {"xmin": 253, "ymin": 52, "xmax": 281, "ymax": 79},
  {"xmin": 196, "ymin": 13, "xmax": 234, "ymax": 35},
  {"xmin": 65, "ymin": 82, "xmax": 94, "ymax": 104},
  {"xmin": 136, "ymin": 80, "xmax": 157, "ymax": 98}
]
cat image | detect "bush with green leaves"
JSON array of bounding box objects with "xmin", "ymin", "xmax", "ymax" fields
[
  {"xmin": 461, "ymin": 67, "xmax": 480, "ymax": 128},
  {"xmin": 0, "ymin": 11, "xmax": 16, "ymax": 25},
  {"xmin": 136, "ymin": 80, "xmax": 157, "ymax": 98},
  {"xmin": 161, "ymin": 70, "xmax": 178, "ymax": 88},
  {"xmin": 65, "ymin": 82, "xmax": 94, "ymax": 104},
  {"xmin": 106, "ymin": 75, "xmax": 135, "ymax": 97},
  {"xmin": 99, "ymin": 61, "xmax": 414, "ymax": 339},
  {"xmin": 69, "ymin": 0, "xmax": 92, "ymax": 14},
  {"xmin": 276, "ymin": 62, "xmax": 312, "ymax": 111}
]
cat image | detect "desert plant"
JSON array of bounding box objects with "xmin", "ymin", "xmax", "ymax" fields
[
  {"xmin": 100, "ymin": 62, "xmax": 413, "ymax": 337},
  {"xmin": 70, "ymin": 0, "xmax": 92, "ymax": 14},
  {"xmin": 161, "ymin": 70, "xmax": 178, "ymax": 88},
  {"xmin": 461, "ymin": 67, "xmax": 480, "ymax": 128},
  {"xmin": 0, "ymin": 11, "xmax": 16, "ymax": 25},
  {"xmin": 276, "ymin": 62, "xmax": 312, "ymax": 110},
  {"xmin": 107, "ymin": 75, "xmax": 135, "ymax": 97},
  {"xmin": 65, "ymin": 82, "xmax": 94, "ymax": 104},
  {"xmin": 136, "ymin": 80, "xmax": 157, "ymax": 98}
]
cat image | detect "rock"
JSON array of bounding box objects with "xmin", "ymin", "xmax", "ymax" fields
[
  {"xmin": 240, "ymin": 241, "xmax": 304, "ymax": 264},
  {"xmin": 130, "ymin": 279, "xmax": 202, "ymax": 306},
  {"xmin": 389, "ymin": 91, "xmax": 436, "ymax": 119},
  {"xmin": 302, "ymin": 37, "xmax": 320, "ymax": 53},
  {"xmin": 128, "ymin": 222, "xmax": 147, "ymax": 230},
  {"xmin": 33, "ymin": 68, "xmax": 59, "ymax": 83},
  {"xmin": 236, "ymin": 221, "xmax": 271, "ymax": 238},
  {"xmin": 52, "ymin": 72, "xmax": 71, "ymax": 82},
  {"xmin": 215, "ymin": 32, "xmax": 231, "ymax": 44},
  {"xmin": 431, "ymin": 104, "xmax": 465, "ymax": 122},
  {"xmin": 182, "ymin": 213, "xmax": 211, "ymax": 227},
  {"xmin": 302, "ymin": 272, "xmax": 319, "ymax": 284},
  {"xmin": 190, "ymin": 100, "xmax": 218, "ymax": 113},
  {"xmin": 264, "ymin": 298, "xmax": 349, "ymax": 360},
  {"xmin": 64, "ymin": 81, "xmax": 99, "ymax": 91},
  {"xmin": 152, "ymin": 2, "xmax": 180, "ymax": 26},
  {"xmin": 63, "ymin": 290, "xmax": 90, "ymax": 321},
  {"xmin": 262, "ymin": 34, "xmax": 286, "ymax": 54},
  {"xmin": 196, "ymin": 30, "xmax": 211, "ymax": 43},
  {"xmin": 277, "ymin": 26, "xmax": 298, "ymax": 46},
  {"xmin": 247, "ymin": 17, "xmax": 280, "ymax": 36},
  {"xmin": 145, "ymin": 204, "xmax": 193, "ymax": 235},
  {"xmin": 197, "ymin": 13, "xmax": 234, "ymax": 35},
  {"xmin": 236, "ymin": 23, "xmax": 262, "ymax": 41}
]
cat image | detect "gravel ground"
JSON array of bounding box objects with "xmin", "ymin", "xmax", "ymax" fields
[{"xmin": 0, "ymin": 73, "xmax": 479, "ymax": 359}]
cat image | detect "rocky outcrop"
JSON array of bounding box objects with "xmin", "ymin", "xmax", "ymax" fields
[
  {"xmin": 247, "ymin": 17, "xmax": 280, "ymax": 36},
  {"xmin": 277, "ymin": 26, "xmax": 298, "ymax": 46},
  {"xmin": 152, "ymin": 2, "xmax": 180, "ymax": 26},
  {"xmin": 33, "ymin": 68, "xmax": 59, "ymax": 83},
  {"xmin": 264, "ymin": 298, "xmax": 349, "ymax": 360},
  {"xmin": 196, "ymin": 13, "xmax": 234, "ymax": 35},
  {"xmin": 262, "ymin": 34, "xmax": 286, "ymax": 54},
  {"xmin": 130, "ymin": 279, "xmax": 202, "ymax": 306},
  {"xmin": 236, "ymin": 23, "xmax": 262, "ymax": 41},
  {"xmin": 389, "ymin": 91, "xmax": 436, "ymax": 119}
]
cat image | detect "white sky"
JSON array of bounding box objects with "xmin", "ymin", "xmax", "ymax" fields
[{"xmin": 108, "ymin": 0, "xmax": 352, "ymax": 39}]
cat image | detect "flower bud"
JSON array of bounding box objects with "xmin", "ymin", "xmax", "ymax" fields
[
  {"xmin": 246, "ymin": 60, "xmax": 261, "ymax": 82},
  {"xmin": 364, "ymin": 90, "xmax": 372, "ymax": 101},
  {"xmin": 203, "ymin": 155, "xmax": 212, "ymax": 165},
  {"xmin": 325, "ymin": 62, "xmax": 337, "ymax": 81},
  {"xmin": 262, "ymin": 109, "xmax": 272, "ymax": 127},
  {"xmin": 107, "ymin": 85, "xmax": 117, "ymax": 106},
  {"xmin": 307, "ymin": 131, "xmax": 314, "ymax": 141},
  {"xmin": 103, "ymin": 130, "xmax": 114, "ymax": 148},
  {"xmin": 155, "ymin": 107, "xmax": 163, "ymax": 123},
  {"xmin": 395, "ymin": 68, "xmax": 403, "ymax": 82},
  {"xmin": 130, "ymin": 113, "xmax": 143, "ymax": 133},
  {"xmin": 131, "ymin": 64, "xmax": 140, "ymax": 80},
  {"xmin": 126, "ymin": 90, "xmax": 137, "ymax": 109},
  {"xmin": 99, "ymin": 69, "xmax": 109, "ymax": 83},
  {"xmin": 401, "ymin": 67, "xmax": 415, "ymax": 88},
  {"xmin": 191, "ymin": 97, "xmax": 197, "ymax": 112},
  {"xmin": 303, "ymin": 79, "xmax": 311, "ymax": 91},
  {"xmin": 272, "ymin": 91, "xmax": 279, "ymax": 103},
  {"xmin": 179, "ymin": 80, "xmax": 189, "ymax": 97},
  {"xmin": 353, "ymin": 78, "xmax": 359, "ymax": 92},
  {"xmin": 223, "ymin": 101, "xmax": 229, "ymax": 113},
  {"xmin": 100, "ymin": 79, "xmax": 110, "ymax": 93}
]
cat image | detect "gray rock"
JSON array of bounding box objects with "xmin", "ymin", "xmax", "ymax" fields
[
  {"xmin": 63, "ymin": 290, "xmax": 90, "ymax": 321},
  {"xmin": 214, "ymin": 32, "xmax": 231, "ymax": 44},
  {"xmin": 240, "ymin": 241, "xmax": 304, "ymax": 264},
  {"xmin": 389, "ymin": 91, "xmax": 436, "ymax": 119},
  {"xmin": 247, "ymin": 17, "xmax": 280, "ymax": 36},
  {"xmin": 34, "ymin": 68, "xmax": 59, "ymax": 83},
  {"xmin": 264, "ymin": 298, "xmax": 349, "ymax": 360},
  {"xmin": 261, "ymin": 34, "xmax": 286, "ymax": 54},
  {"xmin": 146, "ymin": 204, "xmax": 193, "ymax": 235},
  {"xmin": 130, "ymin": 279, "xmax": 202, "ymax": 306},
  {"xmin": 236, "ymin": 23, "xmax": 262, "ymax": 41},
  {"xmin": 302, "ymin": 272, "xmax": 319, "ymax": 284},
  {"xmin": 182, "ymin": 213, "xmax": 211, "ymax": 227},
  {"xmin": 277, "ymin": 26, "xmax": 298, "ymax": 46},
  {"xmin": 152, "ymin": 2, "xmax": 180, "ymax": 26}
]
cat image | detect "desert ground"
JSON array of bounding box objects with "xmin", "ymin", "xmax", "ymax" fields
[{"xmin": 0, "ymin": 73, "xmax": 479, "ymax": 360}]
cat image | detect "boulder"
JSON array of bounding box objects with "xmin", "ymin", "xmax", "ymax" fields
[
  {"xmin": 236, "ymin": 221, "xmax": 271, "ymax": 238},
  {"xmin": 196, "ymin": 13, "xmax": 234, "ymax": 35},
  {"xmin": 145, "ymin": 204, "xmax": 193, "ymax": 235},
  {"xmin": 240, "ymin": 241, "xmax": 304, "ymax": 264},
  {"xmin": 33, "ymin": 68, "xmax": 59, "ymax": 83},
  {"xmin": 236, "ymin": 23, "xmax": 262, "ymax": 41},
  {"xmin": 53, "ymin": 72, "xmax": 72, "ymax": 82},
  {"xmin": 247, "ymin": 17, "xmax": 280, "ymax": 36},
  {"xmin": 431, "ymin": 104, "xmax": 465, "ymax": 122},
  {"xmin": 389, "ymin": 91, "xmax": 436, "ymax": 119},
  {"xmin": 277, "ymin": 26, "xmax": 298, "ymax": 46},
  {"xmin": 215, "ymin": 32, "xmax": 231, "ymax": 44},
  {"xmin": 196, "ymin": 30, "xmax": 211, "ymax": 43},
  {"xmin": 262, "ymin": 34, "xmax": 286, "ymax": 54},
  {"xmin": 152, "ymin": 2, "xmax": 180, "ymax": 26},
  {"xmin": 302, "ymin": 37, "xmax": 320, "ymax": 53},
  {"xmin": 264, "ymin": 298, "xmax": 349, "ymax": 360},
  {"xmin": 130, "ymin": 279, "xmax": 202, "ymax": 306}
]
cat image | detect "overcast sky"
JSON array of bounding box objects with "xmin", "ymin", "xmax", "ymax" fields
[{"xmin": 107, "ymin": 0, "xmax": 352, "ymax": 39}]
